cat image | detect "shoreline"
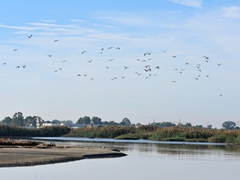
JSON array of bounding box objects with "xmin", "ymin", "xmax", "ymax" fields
[{"xmin": 0, "ymin": 139, "xmax": 126, "ymax": 168}]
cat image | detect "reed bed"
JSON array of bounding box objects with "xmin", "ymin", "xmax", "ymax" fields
[{"xmin": 66, "ymin": 125, "xmax": 240, "ymax": 144}]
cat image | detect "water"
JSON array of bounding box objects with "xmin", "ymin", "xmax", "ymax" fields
[{"xmin": 0, "ymin": 137, "xmax": 240, "ymax": 180}]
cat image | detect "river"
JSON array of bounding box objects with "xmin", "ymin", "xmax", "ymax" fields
[{"xmin": 0, "ymin": 137, "xmax": 240, "ymax": 180}]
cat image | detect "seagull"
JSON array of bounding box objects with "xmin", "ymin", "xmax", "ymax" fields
[
  {"xmin": 219, "ymin": 94, "xmax": 223, "ymax": 97},
  {"xmin": 83, "ymin": 74, "xmax": 87, "ymax": 77},
  {"xmin": 108, "ymin": 59, "xmax": 114, "ymax": 61},
  {"xmin": 15, "ymin": 66, "xmax": 20, "ymax": 69},
  {"xmin": 108, "ymin": 46, "xmax": 114, "ymax": 49},
  {"xmin": 206, "ymin": 75, "xmax": 209, "ymax": 77},
  {"xmin": 121, "ymin": 76, "xmax": 125, "ymax": 79},
  {"xmin": 172, "ymin": 56, "xmax": 176, "ymax": 58},
  {"xmin": 3, "ymin": 63, "xmax": 6, "ymax": 65},
  {"xmin": 59, "ymin": 67, "xmax": 62, "ymax": 70},
  {"xmin": 101, "ymin": 48, "xmax": 104, "ymax": 51},
  {"xmin": 48, "ymin": 54, "xmax": 52, "ymax": 57},
  {"xmin": 13, "ymin": 49, "xmax": 18, "ymax": 51},
  {"xmin": 88, "ymin": 60, "xmax": 93, "ymax": 63},
  {"xmin": 195, "ymin": 78, "xmax": 198, "ymax": 80},
  {"xmin": 77, "ymin": 74, "xmax": 81, "ymax": 77},
  {"xmin": 172, "ymin": 81, "xmax": 176, "ymax": 83},
  {"xmin": 90, "ymin": 78, "xmax": 94, "ymax": 80},
  {"xmin": 54, "ymin": 39, "xmax": 60, "ymax": 42},
  {"xmin": 116, "ymin": 47, "xmax": 120, "ymax": 50},
  {"xmin": 185, "ymin": 63, "xmax": 189, "ymax": 65},
  {"xmin": 144, "ymin": 53, "xmax": 147, "ymax": 56},
  {"xmin": 27, "ymin": 34, "xmax": 33, "ymax": 38},
  {"xmin": 155, "ymin": 66, "xmax": 160, "ymax": 69},
  {"xmin": 54, "ymin": 70, "xmax": 58, "ymax": 72},
  {"xmin": 105, "ymin": 66, "xmax": 109, "ymax": 69},
  {"xmin": 22, "ymin": 65, "xmax": 26, "ymax": 68},
  {"xmin": 82, "ymin": 51, "xmax": 87, "ymax": 54},
  {"xmin": 148, "ymin": 52, "xmax": 152, "ymax": 55},
  {"xmin": 61, "ymin": 60, "xmax": 66, "ymax": 62},
  {"xmin": 217, "ymin": 63, "xmax": 222, "ymax": 66},
  {"xmin": 203, "ymin": 56, "xmax": 209, "ymax": 60},
  {"xmin": 124, "ymin": 66, "xmax": 129, "ymax": 69}
]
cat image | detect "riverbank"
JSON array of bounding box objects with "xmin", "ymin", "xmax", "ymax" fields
[{"xmin": 0, "ymin": 139, "xmax": 126, "ymax": 168}]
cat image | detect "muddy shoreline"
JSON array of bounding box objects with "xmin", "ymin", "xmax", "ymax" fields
[{"xmin": 0, "ymin": 139, "xmax": 126, "ymax": 168}]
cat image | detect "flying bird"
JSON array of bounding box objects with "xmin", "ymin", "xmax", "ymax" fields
[
  {"xmin": 82, "ymin": 51, "xmax": 87, "ymax": 54},
  {"xmin": 22, "ymin": 65, "xmax": 26, "ymax": 68},
  {"xmin": 27, "ymin": 34, "xmax": 33, "ymax": 38},
  {"xmin": 13, "ymin": 49, "xmax": 18, "ymax": 51},
  {"xmin": 54, "ymin": 39, "xmax": 60, "ymax": 42},
  {"xmin": 48, "ymin": 54, "xmax": 52, "ymax": 57}
]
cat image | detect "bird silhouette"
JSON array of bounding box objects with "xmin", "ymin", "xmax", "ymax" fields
[{"xmin": 27, "ymin": 34, "xmax": 33, "ymax": 38}]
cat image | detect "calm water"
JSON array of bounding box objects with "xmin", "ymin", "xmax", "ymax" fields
[{"xmin": 0, "ymin": 137, "xmax": 240, "ymax": 180}]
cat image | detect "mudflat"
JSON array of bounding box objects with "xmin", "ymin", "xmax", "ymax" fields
[{"xmin": 0, "ymin": 139, "xmax": 126, "ymax": 167}]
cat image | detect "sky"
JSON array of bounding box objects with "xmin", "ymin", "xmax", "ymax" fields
[{"xmin": 0, "ymin": 0, "xmax": 240, "ymax": 128}]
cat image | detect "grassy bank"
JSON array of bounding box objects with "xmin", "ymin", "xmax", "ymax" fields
[{"xmin": 65, "ymin": 126, "xmax": 240, "ymax": 144}]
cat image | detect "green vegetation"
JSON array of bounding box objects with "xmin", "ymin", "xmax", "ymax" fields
[
  {"xmin": 65, "ymin": 126, "xmax": 240, "ymax": 144},
  {"xmin": 0, "ymin": 125, "xmax": 70, "ymax": 137}
]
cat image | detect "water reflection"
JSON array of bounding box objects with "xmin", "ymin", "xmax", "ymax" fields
[
  {"xmin": 34, "ymin": 137, "xmax": 240, "ymax": 161},
  {"xmin": 1, "ymin": 138, "xmax": 240, "ymax": 180}
]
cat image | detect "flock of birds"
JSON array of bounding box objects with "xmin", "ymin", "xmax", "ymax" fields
[{"xmin": 2, "ymin": 34, "xmax": 223, "ymax": 97}]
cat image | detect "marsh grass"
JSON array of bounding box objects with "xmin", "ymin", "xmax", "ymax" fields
[{"xmin": 66, "ymin": 126, "xmax": 240, "ymax": 144}]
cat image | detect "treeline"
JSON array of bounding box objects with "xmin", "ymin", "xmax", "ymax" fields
[
  {"xmin": 0, "ymin": 125, "xmax": 70, "ymax": 137},
  {"xmin": 65, "ymin": 126, "xmax": 240, "ymax": 144}
]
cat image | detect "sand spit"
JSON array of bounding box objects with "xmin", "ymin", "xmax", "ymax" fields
[{"xmin": 0, "ymin": 138, "xmax": 126, "ymax": 167}]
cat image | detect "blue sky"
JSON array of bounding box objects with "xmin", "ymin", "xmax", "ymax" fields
[{"xmin": 0, "ymin": 0, "xmax": 240, "ymax": 128}]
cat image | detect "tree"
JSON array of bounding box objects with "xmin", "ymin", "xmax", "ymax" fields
[
  {"xmin": 195, "ymin": 125, "xmax": 203, "ymax": 128},
  {"xmin": 120, "ymin": 118, "xmax": 131, "ymax": 126},
  {"xmin": 91, "ymin": 116, "xmax": 101, "ymax": 124},
  {"xmin": 24, "ymin": 116, "xmax": 37, "ymax": 128},
  {"xmin": 52, "ymin": 119, "xmax": 60, "ymax": 124},
  {"xmin": 184, "ymin": 123, "xmax": 192, "ymax": 127},
  {"xmin": 36, "ymin": 116, "xmax": 44, "ymax": 127},
  {"xmin": 207, "ymin": 124, "xmax": 212, "ymax": 129},
  {"xmin": 12, "ymin": 112, "xmax": 24, "ymax": 126},
  {"xmin": 76, "ymin": 116, "xmax": 91, "ymax": 124},
  {"xmin": 1, "ymin": 116, "xmax": 12, "ymax": 125},
  {"xmin": 160, "ymin": 122, "xmax": 176, "ymax": 128},
  {"xmin": 222, "ymin": 121, "xmax": 236, "ymax": 130}
]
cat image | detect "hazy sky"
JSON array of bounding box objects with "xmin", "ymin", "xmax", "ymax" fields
[{"xmin": 0, "ymin": 0, "xmax": 240, "ymax": 128}]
